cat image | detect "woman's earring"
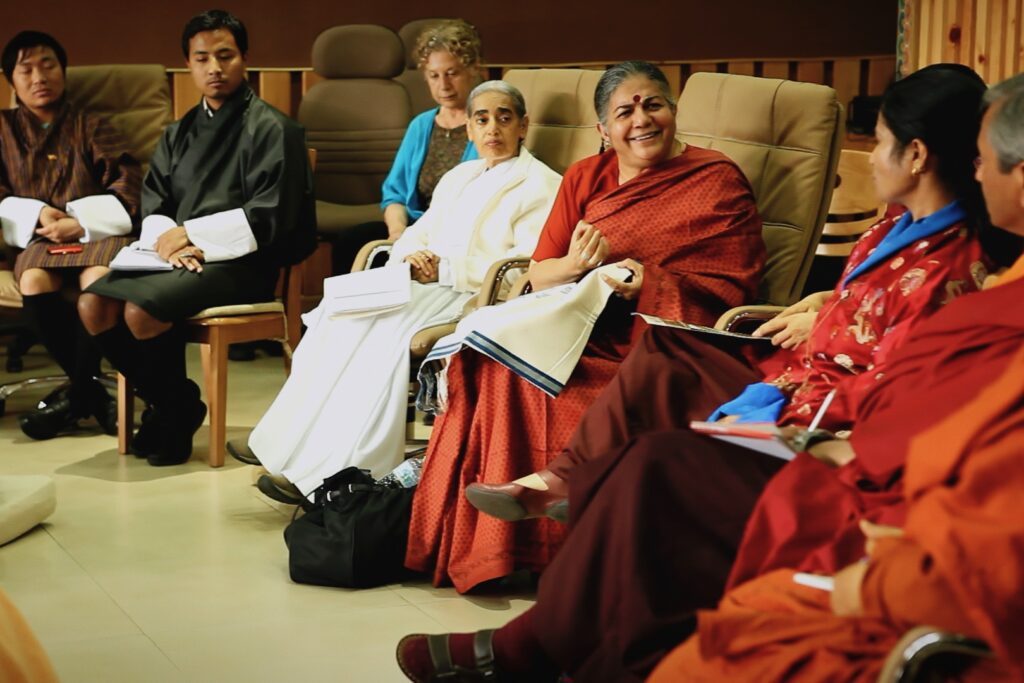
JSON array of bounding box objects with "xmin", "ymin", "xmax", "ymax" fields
[{"xmin": 911, "ymin": 166, "xmax": 922, "ymax": 176}]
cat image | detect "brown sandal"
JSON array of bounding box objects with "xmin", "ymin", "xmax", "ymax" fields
[{"xmin": 396, "ymin": 630, "xmax": 498, "ymax": 682}]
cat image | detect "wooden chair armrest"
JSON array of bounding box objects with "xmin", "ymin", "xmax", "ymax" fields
[
  {"xmin": 878, "ymin": 626, "xmax": 993, "ymax": 683},
  {"xmin": 474, "ymin": 257, "xmax": 532, "ymax": 308},
  {"xmin": 715, "ymin": 305, "xmax": 786, "ymax": 332},
  {"xmin": 351, "ymin": 239, "xmax": 395, "ymax": 272}
]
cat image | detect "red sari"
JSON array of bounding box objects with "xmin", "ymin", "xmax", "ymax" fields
[
  {"xmin": 406, "ymin": 147, "xmax": 765, "ymax": 591},
  {"xmin": 651, "ymin": 303, "xmax": 1024, "ymax": 682}
]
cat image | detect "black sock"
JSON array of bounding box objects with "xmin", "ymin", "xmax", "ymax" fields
[{"xmin": 21, "ymin": 292, "xmax": 77, "ymax": 375}]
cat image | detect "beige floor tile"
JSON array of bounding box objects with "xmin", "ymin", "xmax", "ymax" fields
[
  {"xmin": 2, "ymin": 572, "xmax": 143, "ymax": 644},
  {"xmin": 0, "ymin": 342, "xmax": 536, "ymax": 680},
  {"xmin": 45, "ymin": 634, "xmax": 182, "ymax": 683},
  {"xmin": 0, "ymin": 524, "xmax": 83, "ymax": 583},
  {"xmin": 411, "ymin": 594, "xmax": 535, "ymax": 632},
  {"xmin": 147, "ymin": 603, "xmax": 441, "ymax": 682}
]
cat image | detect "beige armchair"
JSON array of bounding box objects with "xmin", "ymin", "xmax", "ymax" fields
[
  {"xmin": 675, "ymin": 72, "xmax": 844, "ymax": 314},
  {"xmin": 298, "ymin": 25, "xmax": 410, "ymax": 237}
]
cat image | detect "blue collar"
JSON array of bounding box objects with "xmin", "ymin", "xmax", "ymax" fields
[{"xmin": 842, "ymin": 200, "xmax": 967, "ymax": 286}]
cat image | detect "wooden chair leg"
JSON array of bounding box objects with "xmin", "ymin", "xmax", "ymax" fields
[
  {"xmin": 117, "ymin": 372, "xmax": 134, "ymax": 455},
  {"xmin": 200, "ymin": 334, "xmax": 229, "ymax": 468}
]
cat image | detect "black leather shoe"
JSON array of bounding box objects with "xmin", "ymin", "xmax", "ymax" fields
[
  {"xmin": 256, "ymin": 473, "xmax": 312, "ymax": 510},
  {"xmin": 130, "ymin": 406, "xmax": 160, "ymax": 458},
  {"xmin": 147, "ymin": 390, "xmax": 207, "ymax": 467},
  {"xmin": 19, "ymin": 397, "xmax": 79, "ymax": 440},
  {"xmin": 227, "ymin": 438, "xmax": 261, "ymax": 466},
  {"xmin": 91, "ymin": 390, "xmax": 118, "ymax": 436}
]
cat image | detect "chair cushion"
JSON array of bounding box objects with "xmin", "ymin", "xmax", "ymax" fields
[
  {"xmin": 0, "ymin": 476, "xmax": 56, "ymax": 547},
  {"xmin": 190, "ymin": 302, "xmax": 284, "ymax": 319},
  {"xmin": 505, "ymin": 69, "xmax": 604, "ymax": 175},
  {"xmin": 312, "ymin": 25, "xmax": 405, "ymax": 79},
  {"xmin": 315, "ymin": 200, "xmax": 386, "ymax": 235},
  {"xmin": 0, "ymin": 270, "xmax": 21, "ymax": 309},
  {"xmin": 676, "ymin": 73, "xmax": 841, "ymax": 305},
  {"xmin": 65, "ymin": 65, "xmax": 173, "ymax": 169}
]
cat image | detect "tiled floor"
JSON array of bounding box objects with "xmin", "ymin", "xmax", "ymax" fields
[{"xmin": 0, "ymin": 344, "xmax": 534, "ymax": 683}]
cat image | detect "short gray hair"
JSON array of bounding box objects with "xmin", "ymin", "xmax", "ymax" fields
[
  {"xmin": 467, "ymin": 80, "xmax": 526, "ymax": 118},
  {"xmin": 982, "ymin": 73, "xmax": 1024, "ymax": 172},
  {"xmin": 594, "ymin": 61, "xmax": 676, "ymax": 125}
]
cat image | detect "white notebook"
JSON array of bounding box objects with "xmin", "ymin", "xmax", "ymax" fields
[
  {"xmin": 109, "ymin": 215, "xmax": 178, "ymax": 271},
  {"xmin": 323, "ymin": 262, "xmax": 412, "ymax": 317}
]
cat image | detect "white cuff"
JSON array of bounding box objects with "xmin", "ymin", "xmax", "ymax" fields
[
  {"xmin": 183, "ymin": 208, "xmax": 258, "ymax": 262},
  {"xmin": 66, "ymin": 195, "xmax": 132, "ymax": 243},
  {"xmin": 0, "ymin": 197, "xmax": 46, "ymax": 249},
  {"xmin": 438, "ymin": 258, "xmax": 455, "ymax": 287}
]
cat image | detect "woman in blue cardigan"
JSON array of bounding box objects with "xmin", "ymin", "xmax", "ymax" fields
[{"xmin": 331, "ymin": 19, "xmax": 482, "ymax": 274}]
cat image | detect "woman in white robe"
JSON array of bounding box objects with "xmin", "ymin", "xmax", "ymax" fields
[{"xmin": 248, "ymin": 81, "xmax": 562, "ymax": 495}]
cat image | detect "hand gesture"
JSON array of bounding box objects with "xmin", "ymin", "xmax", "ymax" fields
[
  {"xmin": 569, "ymin": 220, "xmax": 610, "ymax": 274},
  {"xmin": 155, "ymin": 226, "xmax": 191, "ymax": 261},
  {"xmin": 38, "ymin": 205, "xmax": 68, "ymax": 227},
  {"xmin": 829, "ymin": 560, "xmax": 868, "ymax": 616},
  {"xmin": 168, "ymin": 246, "xmax": 205, "ymax": 273},
  {"xmin": 752, "ymin": 291, "xmax": 831, "ymax": 348},
  {"xmin": 404, "ymin": 250, "xmax": 440, "ymax": 284},
  {"xmin": 601, "ymin": 258, "xmax": 644, "ymax": 300},
  {"xmin": 35, "ymin": 217, "xmax": 85, "ymax": 243},
  {"xmin": 859, "ymin": 519, "xmax": 904, "ymax": 557}
]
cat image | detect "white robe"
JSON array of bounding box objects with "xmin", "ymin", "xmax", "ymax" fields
[{"xmin": 249, "ymin": 148, "xmax": 562, "ymax": 494}]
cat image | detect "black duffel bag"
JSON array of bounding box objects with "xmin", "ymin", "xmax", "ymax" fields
[{"xmin": 283, "ymin": 467, "xmax": 417, "ymax": 588}]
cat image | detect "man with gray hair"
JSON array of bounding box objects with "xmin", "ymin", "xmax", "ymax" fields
[{"xmin": 976, "ymin": 73, "xmax": 1024, "ymax": 241}]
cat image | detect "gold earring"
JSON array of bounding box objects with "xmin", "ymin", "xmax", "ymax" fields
[{"xmin": 911, "ymin": 167, "xmax": 922, "ymax": 176}]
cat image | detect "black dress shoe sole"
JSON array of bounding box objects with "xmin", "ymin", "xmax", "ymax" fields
[
  {"xmin": 256, "ymin": 475, "xmax": 311, "ymax": 509},
  {"xmin": 226, "ymin": 439, "xmax": 261, "ymax": 466}
]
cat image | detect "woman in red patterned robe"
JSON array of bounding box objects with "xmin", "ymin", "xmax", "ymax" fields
[{"xmin": 405, "ymin": 61, "xmax": 765, "ymax": 593}]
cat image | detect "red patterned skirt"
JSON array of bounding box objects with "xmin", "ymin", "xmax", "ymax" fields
[{"xmin": 405, "ymin": 346, "xmax": 623, "ymax": 593}]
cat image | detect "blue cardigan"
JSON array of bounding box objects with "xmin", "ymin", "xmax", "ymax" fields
[{"xmin": 380, "ymin": 108, "xmax": 478, "ymax": 222}]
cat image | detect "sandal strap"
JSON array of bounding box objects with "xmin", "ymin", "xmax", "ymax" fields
[
  {"xmin": 427, "ymin": 634, "xmax": 456, "ymax": 678},
  {"xmin": 473, "ymin": 629, "xmax": 498, "ymax": 679}
]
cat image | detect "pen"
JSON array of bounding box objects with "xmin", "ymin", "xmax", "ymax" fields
[{"xmin": 807, "ymin": 388, "xmax": 837, "ymax": 433}]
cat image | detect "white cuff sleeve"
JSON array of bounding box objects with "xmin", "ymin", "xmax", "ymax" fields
[
  {"xmin": 0, "ymin": 196, "xmax": 46, "ymax": 249},
  {"xmin": 438, "ymin": 257, "xmax": 455, "ymax": 287},
  {"xmin": 183, "ymin": 208, "xmax": 258, "ymax": 262},
  {"xmin": 66, "ymin": 195, "xmax": 133, "ymax": 243}
]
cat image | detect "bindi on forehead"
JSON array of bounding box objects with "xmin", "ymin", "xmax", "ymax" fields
[{"xmin": 633, "ymin": 94, "xmax": 641, "ymax": 103}]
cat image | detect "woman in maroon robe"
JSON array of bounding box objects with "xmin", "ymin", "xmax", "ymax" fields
[
  {"xmin": 405, "ymin": 61, "xmax": 764, "ymax": 593},
  {"xmin": 393, "ymin": 65, "xmax": 1015, "ymax": 683}
]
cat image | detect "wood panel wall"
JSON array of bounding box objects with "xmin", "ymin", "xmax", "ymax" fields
[{"xmin": 902, "ymin": 0, "xmax": 1024, "ymax": 82}]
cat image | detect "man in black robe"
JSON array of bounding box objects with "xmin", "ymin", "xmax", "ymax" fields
[{"xmin": 78, "ymin": 9, "xmax": 316, "ymax": 466}]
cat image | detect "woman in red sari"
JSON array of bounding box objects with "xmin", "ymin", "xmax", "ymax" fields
[
  {"xmin": 405, "ymin": 61, "xmax": 765, "ymax": 593},
  {"xmin": 393, "ymin": 65, "xmax": 1018, "ymax": 683}
]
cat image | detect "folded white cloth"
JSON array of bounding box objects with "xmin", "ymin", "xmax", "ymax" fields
[{"xmin": 417, "ymin": 264, "xmax": 630, "ymax": 412}]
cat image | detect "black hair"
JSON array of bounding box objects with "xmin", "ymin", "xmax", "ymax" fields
[
  {"xmin": 2, "ymin": 31, "xmax": 67, "ymax": 84},
  {"xmin": 882, "ymin": 63, "xmax": 1020, "ymax": 266},
  {"xmin": 181, "ymin": 9, "xmax": 248, "ymax": 59}
]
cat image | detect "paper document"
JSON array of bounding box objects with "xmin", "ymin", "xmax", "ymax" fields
[
  {"xmin": 688, "ymin": 420, "xmax": 797, "ymax": 461},
  {"xmin": 323, "ymin": 262, "xmax": 412, "ymax": 317},
  {"xmin": 109, "ymin": 214, "xmax": 177, "ymax": 271},
  {"xmin": 634, "ymin": 313, "xmax": 772, "ymax": 342}
]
